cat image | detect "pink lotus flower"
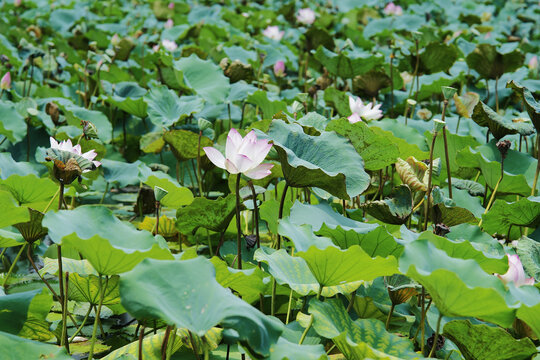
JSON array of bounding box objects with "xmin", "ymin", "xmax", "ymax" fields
[
  {"xmin": 203, "ymin": 128, "xmax": 273, "ymax": 179},
  {"xmin": 529, "ymin": 55, "xmax": 538, "ymax": 70},
  {"xmin": 263, "ymin": 26, "xmax": 284, "ymax": 41},
  {"xmin": 50, "ymin": 137, "xmax": 101, "ymax": 171},
  {"xmin": 297, "ymin": 8, "xmax": 316, "ymax": 25},
  {"xmin": 348, "ymin": 95, "xmax": 383, "ymax": 123},
  {"xmin": 161, "ymin": 39, "xmax": 178, "ymax": 52},
  {"xmin": 274, "ymin": 61, "xmax": 286, "ymax": 77},
  {"xmin": 14, "ymin": 0, "xmax": 22, "ymax": 7},
  {"xmin": 0, "ymin": 72, "xmax": 11, "ymax": 90},
  {"xmin": 383, "ymin": 2, "xmax": 403, "ymax": 16},
  {"xmin": 164, "ymin": 19, "xmax": 174, "ymax": 29},
  {"xmin": 168, "ymin": 2, "xmax": 174, "ymax": 9},
  {"xmin": 495, "ymin": 254, "xmax": 535, "ymax": 287}
]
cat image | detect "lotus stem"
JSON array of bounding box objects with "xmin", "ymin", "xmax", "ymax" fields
[
  {"xmin": 531, "ymin": 136, "xmax": 539, "ymax": 197},
  {"xmin": 270, "ymin": 278, "xmax": 277, "ymax": 317},
  {"xmin": 154, "ymin": 201, "xmax": 160, "ymax": 236},
  {"xmin": 138, "ymin": 324, "xmax": 145, "ymax": 360},
  {"xmin": 62, "ymin": 272, "xmax": 70, "ymax": 353},
  {"xmin": 386, "ymin": 303, "xmax": 396, "ymax": 331},
  {"xmin": 248, "ymin": 181, "xmax": 260, "ymax": 249},
  {"xmin": 390, "ymin": 50, "xmax": 395, "ymax": 117},
  {"xmin": 420, "ymin": 287, "xmax": 426, "ymax": 354},
  {"xmin": 69, "ymin": 305, "xmax": 92, "ymax": 343},
  {"xmin": 423, "ymin": 132, "xmax": 438, "ymax": 231},
  {"xmin": 161, "ymin": 325, "xmax": 172, "ymax": 360},
  {"xmin": 277, "ymin": 183, "xmax": 289, "ymax": 249},
  {"xmin": 495, "ymin": 76, "xmax": 499, "ymax": 113},
  {"xmin": 299, "ymin": 314, "xmax": 314, "ymax": 345},
  {"xmin": 428, "ymin": 313, "xmax": 443, "ymax": 357},
  {"xmin": 235, "ymin": 175, "xmax": 242, "ymax": 270},
  {"xmin": 2, "ymin": 243, "xmax": 27, "ymax": 287},
  {"xmin": 197, "ymin": 131, "xmax": 204, "ymax": 196},
  {"xmin": 479, "ymin": 157, "xmax": 504, "ymax": 227},
  {"xmin": 188, "ymin": 331, "xmax": 201, "ymax": 360},
  {"xmin": 88, "ymin": 274, "xmax": 108, "ymax": 360},
  {"xmin": 285, "ymin": 289, "xmax": 293, "ymax": 324}
]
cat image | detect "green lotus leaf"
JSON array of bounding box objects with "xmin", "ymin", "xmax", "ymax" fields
[
  {"xmin": 453, "ymin": 91, "xmax": 480, "ymax": 118},
  {"xmin": 163, "ymin": 129, "xmax": 213, "ymax": 162},
  {"xmin": 101, "ymin": 330, "xmax": 183, "ymax": 360},
  {"xmin": 0, "ymin": 100, "xmax": 26, "ymax": 144},
  {"xmin": 326, "ymin": 118, "xmax": 399, "ymax": 171},
  {"xmin": 399, "ymin": 240, "xmax": 518, "ymax": 327},
  {"xmin": 139, "ymin": 132, "xmax": 165, "ymax": 154},
  {"xmin": 0, "ymin": 289, "xmax": 50, "ymax": 335},
  {"xmin": 259, "ymin": 120, "xmax": 370, "ymax": 199},
  {"xmin": 482, "ymin": 197, "xmax": 540, "ymax": 239},
  {"xmin": 62, "ymin": 104, "xmax": 113, "ymax": 144},
  {"xmin": 144, "ymin": 175, "xmax": 194, "ymax": 208},
  {"xmin": 415, "ymin": 72, "xmax": 465, "ymax": 101},
  {"xmin": 246, "ymin": 91, "xmax": 288, "ymax": 120},
  {"xmin": 0, "ymin": 190, "xmax": 29, "ymax": 228},
  {"xmin": 369, "ymin": 122, "xmax": 429, "ymax": 160},
  {"xmin": 516, "ymin": 238, "xmax": 540, "ymax": 281},
  {"xmin": 363, "ymin": 14, "xmax": 424, "ymax": 38},
  {"xmin": 277, "ymin": 218, "xmax": 335, "ymax": 252},
  {"xmin": 506, "ymin": 80, "xmax": 540, "ymax": 131},
  {"xmin": 0, "ymin": 153, "xmax": 43, "ymax": 180},
  {"xmin": 119, "ymin": 257, "xmax": 283, "ymax": 357},
  {"xmin": 0, "ymin": 174, "xmax": 58, "ymax": 210},
  {"xmin": 352, "ymin": 68, "xmax": 391, "ymax": 98},
  {"xmin": 323, "ymin": 87, "xmax": 350, "ymax": 117},
  {"xmin": 173, "ymin": 54, "xmax": 231, "ymax": 104},
  {"xmin": 269, "ymin": 337, "xmax": 327, "ymax": 360},
  {"xmin": 308, "ymin": 298, "xmax": 420, "ymax": 359},
  {"xmin": 101, "ymin": 159, "xmax": 153, "ymax": 187},
  {"xmin": 144, "ymin": 86, "xmax": 203, "ymax": 128},
  {"xmin": 13, "ymin": 208, "xmax": 47, "ymax": 243},
  {"xmin": 0, "ymin": 229, "xmax": 24, "ymax": 247},
  {"xmin": 471, "ymin": 101, "xmax": 534, "ymax": 139},
  {"xmin": 362, "ymin": 185, "xmax": 413, "ymax": 225},
  {"xmin": 312, "ymin": 46, "xmax": 384, "ymax": 79},
  {"xmin": 417, "ymin": 43, "xmax": 460, "ymax": 74},
  {"xmin": 0, "ymin": 331, "xmax": 71, "ymax": 360},
  {"xmin": 68, "ymin": 274, "xmax": 121, "ymax": 306},
  {"xmin": 443, "ymin": 320, "xmax": 537, "ymax": 360},
  {"xmin": 451, "ymin": 178, "xmax": 485, "ymax": 196},
  {"xmin": 466, "ymin": 43, "xmax": 524, "ymax": 80},
  {"xmin": 43, "ymin": 206, "xmax": 173, "ymax": 275},
  {"xmin": 17, "ymin": 289, "xmax": 54, "ymax": 341},
  {"xmin": 175, "ymin": 194, "xmax": 237, "ymax": 234},
  {"xmin": 104, "ymin": 82, "xmax": 148, "ymax": 118}
]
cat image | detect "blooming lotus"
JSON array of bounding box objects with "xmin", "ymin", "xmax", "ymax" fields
[
  {"xmin": 348, "ymin": 95, "xmax": 383, "ymax": 123},
  {"xmin": 297, "ymin": 8, "xmax": 316, "ymax": 25},
  {"xmin": 495, "ymin": 254, "xmax": 535, "ymax": 287},
  {"xmin": 263, "ymin": 26, "xmax": 284, "ymax": 41},
  {"xmin": 529, "ymin": 55, "xmax": 538, "ymax": 70},
  {"xmin": 383, "ymin": 2, "xmax": 403, "ymax": 16},
  {"xmin": 162, "ymin": 39, "xmax": 178, "ymax": 52},
  {"xmin": 164, "ymin": 19, "xmax": 173, "ymax": 29},
  {"xmin": 46, "ymin": 137, "xmax": 101, "ymax": 184},
  {"xmin": 0, "ymin": 72, "xmax": 10, "ymax": 90},
  {"xmin": 274, "ymin": 60, "xmax": 286, "ymax": 77},
  {"xmin": 203, "ymin": 128, "xmax": 273, "ymax": 180}
]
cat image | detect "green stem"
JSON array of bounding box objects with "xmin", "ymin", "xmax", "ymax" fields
[
  {"xmin": 100, "ymin": 182, "xmax": 109, "ymax": 204},
  {"xmin": 2, "ymin": 243, "xmax": 27, "ymax": 287},
  {"xmin": 385, "ymin": 303, "xmax": 395, "ymax": 331},
  {"xmin": 531, "ymin": 136, "xmax": 539, "ymax": 197},
  {"xmin": 285, "ymin": 289, "xmax": 294, "ymax": 324},
  {"xmin": 479, "ymin": 159, "xmax": 504, "ymax": 227},
  {"xmin": 197, "ymin": 131, "xmax": 204, "ymax": 196},
  {"xmin": 88, "ymin": 275, "xmax": 108, "ymax": 360},
  {"xmin": 420, "ymin": 287, "xmax": 426, "ymax": 354},
  {"xmin": 69, "ymin": 305, "xmax": 92, "ymax": 343},
  {"xmin": 441, "ymin": 100, "xmax": 452, "ymax": 199},
  {"xmin": 424, "ymin": 133, "xmax": 438, "ymax": 231},
  {"xmin": 270, "ymin": 278, "xmax": 277, "ymax": 317},
  {"xmin": 299, "ymin": 314, "xmax": 314, "ymax": 345},
  {"xmin": 235, "ymin": 175, "xmax": 242, "ymax": 270},
  {"xmin": 277, "ymin": 183, "xmax": 289, "ymax": 249},
  {"xmin": 428, "ymin": 313, "xmax": 443, "ymax": 358},
  {"xmin": 62, "ymin": 272, "xmax": 70, "ymax": 353}
]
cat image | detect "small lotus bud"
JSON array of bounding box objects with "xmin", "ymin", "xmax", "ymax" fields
[
  {"xmin": 496, "ymin": 140, "xmax": 511, "ymax": 159},
  {"xmin": 14, "ymin": 0, "xmax": 22, "ymax": 7},
  {"xmin": 168, "ymin": 2, "xmax": 174, "ymax": 9},
  {"xmin": 0, "ymin": 72, "xmax": 11, "ymax": 90},
  {"xmin": 111, "ymin": 34, "xmax": 120, "ymax": 47},
  {"xmin": 529, "ymin": 55, "xmax": 538, "ymax": 70},
  {"xmin": 165, "ymin": 19, "xmax": 173, "ymax": 29},
  {"xmin": 81, "ymin": 120, "xmax": 98, "ymax": 140},
  {"xmin": 406, "ymin": 98, "xmax": 417, "ymax": 106},
  {"xmin": 273, "ymin": 60, "xmax": 286, "ymax": 77},
  {"xmin": 198, "ymin": 118, "xmax": 212, "ymax": 131},
  {"xmin": 154, "ymin": 186, "xmax": 168, "ymax": 202}
]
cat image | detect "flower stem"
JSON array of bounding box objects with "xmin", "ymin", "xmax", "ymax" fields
[
  {"xmin": 277, "ymin": 183, "xmax": 289, "ymax": 249},
  {"xmin": 385, "ymin": 303, "xmax": 395, "ymax": 331},
  {"xmin": 197, "ymin": 131, "xmax": 204, "ymax": 196},
  {"xmin": 423, "ymin": 133, "xmax": 438, "ymax": 231},
  {"xmin": 235, "ymin": 175, "xmax": 242, "ymax": 270},
  {"xmin": 428, "ymin": 313, "xmax": 443, "ymax": 358},
  {"xmin": 479, "ymin": 158, "xmax": 505, "ymax": 227},
  {"xmin": 531, "ymin": 136, "xmax": 539, "ymax": 197},
  {"xmin": 299, "ymin": 314, "xmax": 314, "ymax": 345},
  {"xmin": 247, "ymin": 181, "xmax": 260, "ymax": 249},
  {"xmin": 2, "ymin": 243, "xmax": 27, "ymax": 287},
  {"xmin": 69, "ymin": 305, "xmax": 92, "ymax": 342},
  {"xmin": 88, "ymin": 274, "xmax": 108, "ymax": 360}
]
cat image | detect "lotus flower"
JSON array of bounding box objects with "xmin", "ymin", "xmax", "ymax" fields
[
  {"xmin": 49, "ymin": 137, "xmax": 101, "ymax": 170},
  {"xmin": 168, "ymin": 2, "xmax": 174, "ymax": 9},
  {"xmin": 162, "ymin": 39, "xmax": 178, "ymax": 52},
  {"xmin": 297, "ymin": 8, "xmax": 316, "ymax": 25},
  {"xmin": 383, "ymin": 2, "xmax": 403, "ymax": 16},
  {"xmin": 203, "ymin": 128, "xmax": 273, "ymax": 179},
  {"xmin": 46, "ymin": 137, "xmax": 101, "ymax": 184},
  {"xmin": 14, "ymin": 0, "xmax": 21, "ymax": 7},
  {"xmin": 164, "ymin": 19, "xmax": 174, "ymax": 29},
  {"xmin": 495, "ymin": 254, "xmax": 535, "ymax": 287},
  {"xmin": 0, "ymin": 72, "xmax": 10, "ymax": 90},
  {"xmin": 274, "ymin": 60, "xmax": 286, "ymax": 77},
  {"xmin": 348, "ymin": 95, "xmax": 383, "ymax": 123},
  {"xmin": 263, "ymin": 26, "xmax": 284, "ymax": 41},
  {"xmin": 529, "ymin": 55, "xmax": 538, "ymax": 70}
]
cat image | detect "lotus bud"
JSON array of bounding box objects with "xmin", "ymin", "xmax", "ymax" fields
[
  {"xmin": 111, "ymin": 34, "xmax": 120, "ymax": 47},
  {"xmin": 14, "ymin": 0, "xmax": 21, "ymax": 7},
  {"xmin": 0, "ymin": 72, "xmax": 11, "ymax": 90},
  {"xmin": 441, "ymin": 86, "xmax": 457, "ymax": 100},
  {"xmin": 168, "ymin": 2, "xmax": 174, "ymax": 9},
  {"xmin": 406, "ymin": 99, "xmax": 417, "ymax": 107},
  {"xmin": 274, "ymin": 60, "xmax": 286, "ymax": 77},
  {"xmin": 528, "ymin": 55, "xmax": 538, "ymax": 70},
  {"xmin": 292, "ymin": 100, "xmax": 304, "ymax": 114},
  {"xmin": 433, "ymin": 118, "xmax": 445, "ymax": 132},
  {"xmin": 496, "ymin": 140, "xmax": 511, "ymax": 159},
  {"xmin": 198, "ymin": 118, "xmax": 212, "ymax": 131},
  {"xmin": 165, "ymin": 19, "xmax": 174, "ymax": 29},
  {"xmin": 154, "ymin": 186, "xmax": 168, "ymax": 202}
]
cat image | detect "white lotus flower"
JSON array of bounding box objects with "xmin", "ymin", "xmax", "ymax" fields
[
  {"xmin": 162, "ymin": 39, "xmax": 178, "ymax": 52},
  {"xmin": 297, "ymin": 8, "xmax": 316, "ymax": 25},
  {"xmin": 50, "ymin": 137, "xmax": 101, "ymax": 170},
  {"xmin": 495, "ymin": 254, "xmax": 535, "ymax": 287},
  {"xmin": 263, "ymin": 26, "xmax": 284, "ymax": 41},
  {"xmin": 348, "ymin": 96, "xmax": 383, "ymax": 122},
  {"xmin": 203, "ymin": 128, "xmax": 273, "ymax": 180}
]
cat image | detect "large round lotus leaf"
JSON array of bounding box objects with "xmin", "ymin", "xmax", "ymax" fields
[
  {"xmin": 278, "ymin": 218, "xmax": 335, "ymax": 253},
  {"xmin": 259, "ymin": 120, "xmax": 370, "ymax": 200},
  {"xmin": 399, "ymin": 240, "xmax": 519, "ymax": 327},
  {"xmin": 417, "ymin": 42, "xmax": 460, "ymax": 74},
  {"xmin": 506, "ymin": 80, "xmax": 540, "ymax": 132},
  {"xmin": 361, "ymin": 185, "xmax": 413, "ymax": 225},
  {"xmin": 0, "ymin": 174, "xmax": 57, "ymax": 209},
  {"xmin": 0, "ymin": 153, "xmax": 43, "ymax": 180},
  {"xmin": 326, "ymin": 118, "xmax": 399, "ymax": 171},
  {"xmin": 101, "ymin": 159, "xmax": 153, "ymax": 187},
  {"xmin": 104, "ymin": 82, "xmax": 148, "ymax": 118},
  {"xmin": 0, "ymin": 100, "xmax": 26, "ymax": 144},
  {"xmin": 144, "ymin": 85, "xmax": 204, "ymax": 128},
  {"xmin": 269, "ymin": 337, "xmax": 326, "ymax": 360},
  {"xmin": 43, "ymin": 206, "xmax": 173, "ymax": 275},
  {"xmin": 312, "ymin": 46, "xmax": 384, "ymax": 79},
  {"xmin": 119, "ymin": 257, "xmax": 283, "ymax": 358},
  {"xmin": 443, "ymin": 320, "xmax": 537, "ymax": 360},
  {"xmin": 175, "ymin": 194, "xmax": 237, "ymax": 234},
  {"xmin": 0, "ymin": 331, "xmax": 72, "ymax": 360},
  {"xmin": 173, "ymin": 54, "xmax": 231, "ymax": 104},
  {"xmin": 482, "ymin": 197, "xmax": 540, "ymax": 239},
  {"xmin": 308, "ymin": 298, "xmax": 419, "ymax": 359},
  {"xmin": 246, "ymin": 91, "xmax": 288, "ymax": 120},
  {"xmin": 0, "ymin": 190, "xmax": 29, "ymax": 228},
  {"xmin": 163, "ymin": 129, "xmax": 213, "ymax": 162},
  {"xmin": 0, "ymin": 290, "xmax": 41, "ymax": 334},
  {"xmin": 471, "ymin": 101, "xmax": 534, "ymax": 139},
  {"xmin": 466, "ymin": 43, "xmax": 524, "ymax": 80}
]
